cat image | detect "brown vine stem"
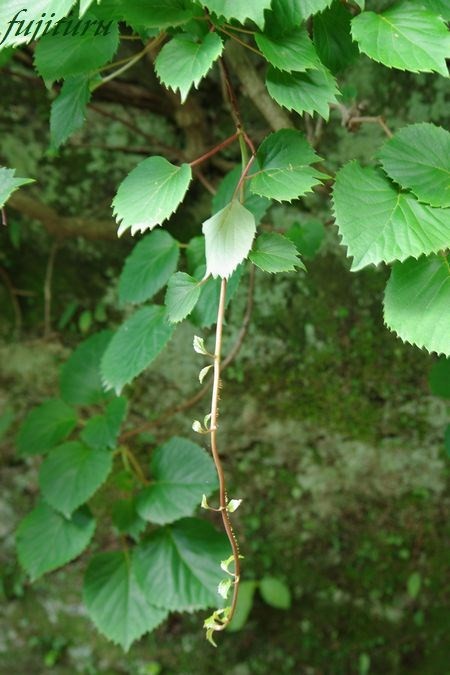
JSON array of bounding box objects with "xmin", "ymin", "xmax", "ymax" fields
[
  {"xmin": 209, "ymin": 278, "xmax": 241, "ymax": 629},
  {"xmin": 190, "ymin": 132, "xmax": 239, "ymax": 168}
]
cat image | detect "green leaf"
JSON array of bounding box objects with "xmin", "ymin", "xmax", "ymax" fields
[
  {"xmin": 299, "ymin": 0, "xmax": 333, "ymax": 18},
  {"xmin": 39, "ymin": 441, "xmax": 113, "ymax": 517},
  {"xmin": 101, "ymin": 306, "xmax": 175, "ymax": 394},
  {"xmin": 0, "ymin": 167, "xmax": 34, "ymax": 208},
  {"xmin": 190, "ymin": 265, "xmax": 243, "ymax": 328},
  {"xmin": 60, "ymin": 331, "xmax": 113, "ymax": 405},
  {"xmin": 267, "ymin": 0, "xmax": 303, "ymax": 31},
  {"xmin": 313, "ymin": 2, "xmax": 358, "ymax": 74},
  {"xmin": 351, "ymin": 2, "xmax": 450, "ymax": 77},
  {"xmin": 428, "ymin": 0, "xmax": 450, "ymax": 21},
  {"xmin": 136, "ymin": 437, "xmax": 218, "ymax": 525},
  {"xmin": 202, "ymin": 200, "xmax": 256, "ymax": 279},
  {"xmin": 250, "ymin": 233, "xmax": 305, "ymax": 273},
  {"xmin": 200, "ymin": 0, "xmax": 272, "ymax": 28},
  {"xmin": 113, "ymin": 157, "xmax": 192, "ymax": 237},
  {"xmin": 117, "ymin": 0, "xmax": 196, "ymax": 29},
  {"xmin": 429, "ymin": 358, "xmax": 450, "ymax": 399},
  {"xmin": 249, "ymin": 129, "xmax": 325, "ymax": 202},
  {"xmin": 16, "ymin": 503, "xmax": 96, "ymax": 581},
  {"xmin": 266, "ymin": 66, "xmax": 340, "ymax": 120},
  {"xmin": 286, "ymin": 219, "xmax": 325, "ymax": 258},
  {"xmin": 84, "ymin": 551, "xmax": 168, "ymax": 651},
  {"xmin": 255, "ymin": 27, "xmax": 320, "ymax": 73},
  {"xmin": 134, "ymin": 518, "xmax": 230, "ymax": 611},
  {"xmin": 50, "ymin": 75, "xmax": 92, "ymax": 150},
  {"xmin": 228, "ymin": 580, "xmax": 257, "ymax": 632},
  {"xmin": 79, "ymin": 0, "xmax": 97, "ymax": 16},
  {"xmin": 34, "ymin": 16, "xmax": 119, "ymax": 81},
  {"xmin": 118, "ymin": 230, "xmax": 180, "ymax": 305},
  {"xmin": 112, "ymin": 498, "xmax": 147, "ymax": 541},
  {"xmin": 384, "ymin": 255, "xmax": 450, "ymax": 357},
  {"xmin": 213, "ymin": 167, "xmax": 271, "ymax": 224},
  {"xmin": 378, "ymin": 123, "xmax": 450, "ymax": 208},
  {"xmin": 333, "ymin": 162, "xmax": 450, "ymax": 271},
  {"xmin": 17, "ymin": 399, "xmax": 77, "ymax": 457},
  {"xmin": 155, "ymin": 32, "xmax": 223, "ymax": 103},
  {"xmin": 259, "ymin": 576, "xmax": 291, "ymax": 609},
  {"xmin": 165, "ymin": 273, "xmax": 202, "ymax": 324},
  {"xmin": 0, "ymin": 1, "xmax": 75, "ymax": 50},
  {"xmin": 80, "ymin": 396, "xmax": 128, "ymax": 449}
]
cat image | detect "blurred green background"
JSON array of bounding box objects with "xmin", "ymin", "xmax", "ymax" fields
[{"xmin": 1, "ymin": 45, "xmax": 449, "ymax": 674}]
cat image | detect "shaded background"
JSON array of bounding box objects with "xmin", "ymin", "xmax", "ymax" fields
[{"xmin": 1, "ymin": 37, "xmax": 449, "ymax": 675}]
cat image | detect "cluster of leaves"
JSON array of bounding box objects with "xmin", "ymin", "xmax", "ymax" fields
[
  {"xmin": 1, "ymin": 0, "xmax": 449, "ymax": 652},
  {"xmin": 15, "ymin": 331, "xmax": 232, "ymax": 650}
]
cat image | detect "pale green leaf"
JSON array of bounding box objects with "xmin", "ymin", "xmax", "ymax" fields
[
  {"xmin": 266, "ymin": 66, "xmax": 340, "ymax": 120},
  {"xmin": 136, "ymin": 437, "xmax": 218, "ymax": 525},
  {"xmin": 155, "ymin": 32, "xmax": 223, "ymax": 103},
  {"xmin": 250, "ymin": 129, "xmax": 326, "ymax": 202},
  {"xmin": 266, "ymin": 0, "xmax": 303, "ymax": 32},
  {"xmin": 16, "ymin": 503, "xmax": 95, "ymax": 581},
  {"xmin": 113, "ymin": 157, "xmax": 192, "ymax": 236},
  {"xmin": 84, "ymin": 551, "xmax": 168, "ymax": 651},
  {"xmin": 0, "ymin": 167, "xmax": 34, "ymax": 208},
  {"xmin": 80, "ymin": 396, "xmax": 128, "ymax": 450},
  {"xmin": 118, "ymin": 230, "xmax": 180, "ymax": 305},
  {"xmin": 60, "ymin": 330, "xmax": 113, "ymax": 405},
  {"xmin": 17, "ymin": 399, "xmax": 77, "ymax": 457},
  {"xmin": 101, "ymin": 306, "xmax": 175, "ymax": 393},
  {"xmin": 259, "ymin": 576, "xmax": 291, "ymax": 609},
  {"xmin": 133, "ymin": 518, "xmax": 230, "ymax": 611},
  {"xmin": 202, "ymin": 200, "xmax": 256, "ymax": 279},
  {"xmin": 333, "ymin": 162, "xmax": 450, "ymax": 271},
  {"xmin": 299, "ymin": 0, "xmax": 333, "ymax": 18},
  {"xmin": 255, "ymin": 27, "xmax": 320, "ymax": 73},
  {"xmin": 313, "ymin": 2, "xmax": 358, "ymax": 73},
  {"xmin": 384, "ymin": 255, "xmax": 450, "ymax": 357},
  {"xmin": 50, "ymin": 75, "xmax": 92, "ymax": 150},
  {"xmin": 228, "ymin": 580, "xmax": 257, "ymax": 631},
  {"xmin": 165, "ymin": 272, "xmax": 202, "ymax": 323},
  {"xmin": 200, "ymin": 0, "xmax": 272, "ymax": 28},
  {"xmin": 39, "ymin": 441, "xmax": 113, "ymax": 517},
  {"xmin": 351, "ymin": 2, "xmax": 450, "ymax": 77},
  {"xmin": 34, "ymin": 16, "xmax": 119, "ymax": 81},
  {"xmin": 379, "ymin": 123, "xmax": 450, "ymax": 208},
  {"xmin": 213, "ymin": 166, "xmax": 270, "ymax": 224},
  {"xmin": 250, "ymin": 233, "xmax": 305, "ymax": 273},
  {"xmin": 0, "ymin": 1, "xmax": 75, "ymax": 49}
]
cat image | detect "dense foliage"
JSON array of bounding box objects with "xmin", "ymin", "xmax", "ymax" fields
[{"xmin": 0, "ymin": 0, "xmax": 449, "ymax": 664}]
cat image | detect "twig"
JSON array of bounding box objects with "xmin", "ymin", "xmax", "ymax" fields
[
  {"xmin": 209, "ymin": 279, "xmax": 241, "ymax": 630},
  {"xmin": 43, "ymin": 241, "xmax": 58, "ymax": 339},
  {"xmin": 190, "ymin": 132, "xmax": 239, "ymax": 168},
  {"xmin": 347, "ymin": 115, "xmax": 393, "ymax": 138}
]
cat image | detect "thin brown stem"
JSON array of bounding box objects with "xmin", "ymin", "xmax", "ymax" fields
[
  {"xmin": 190, "ymin": 132, "xmax": 239, "ymax": 168},
  {"xmin": 347, "ymin": 115, "xmax": 393, "ymax": 138},
  {"xmin": 209, "ymin": 279, "xmax": 241, "ymax": 629},
  {"xmin": 219, "ymin": 27, "xmax": 263, "ymax": 58}
]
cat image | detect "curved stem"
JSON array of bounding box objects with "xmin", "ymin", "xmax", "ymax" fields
[{"xmin": 210, "ymin": 278, "xmax": 241, "ymax": 627}]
